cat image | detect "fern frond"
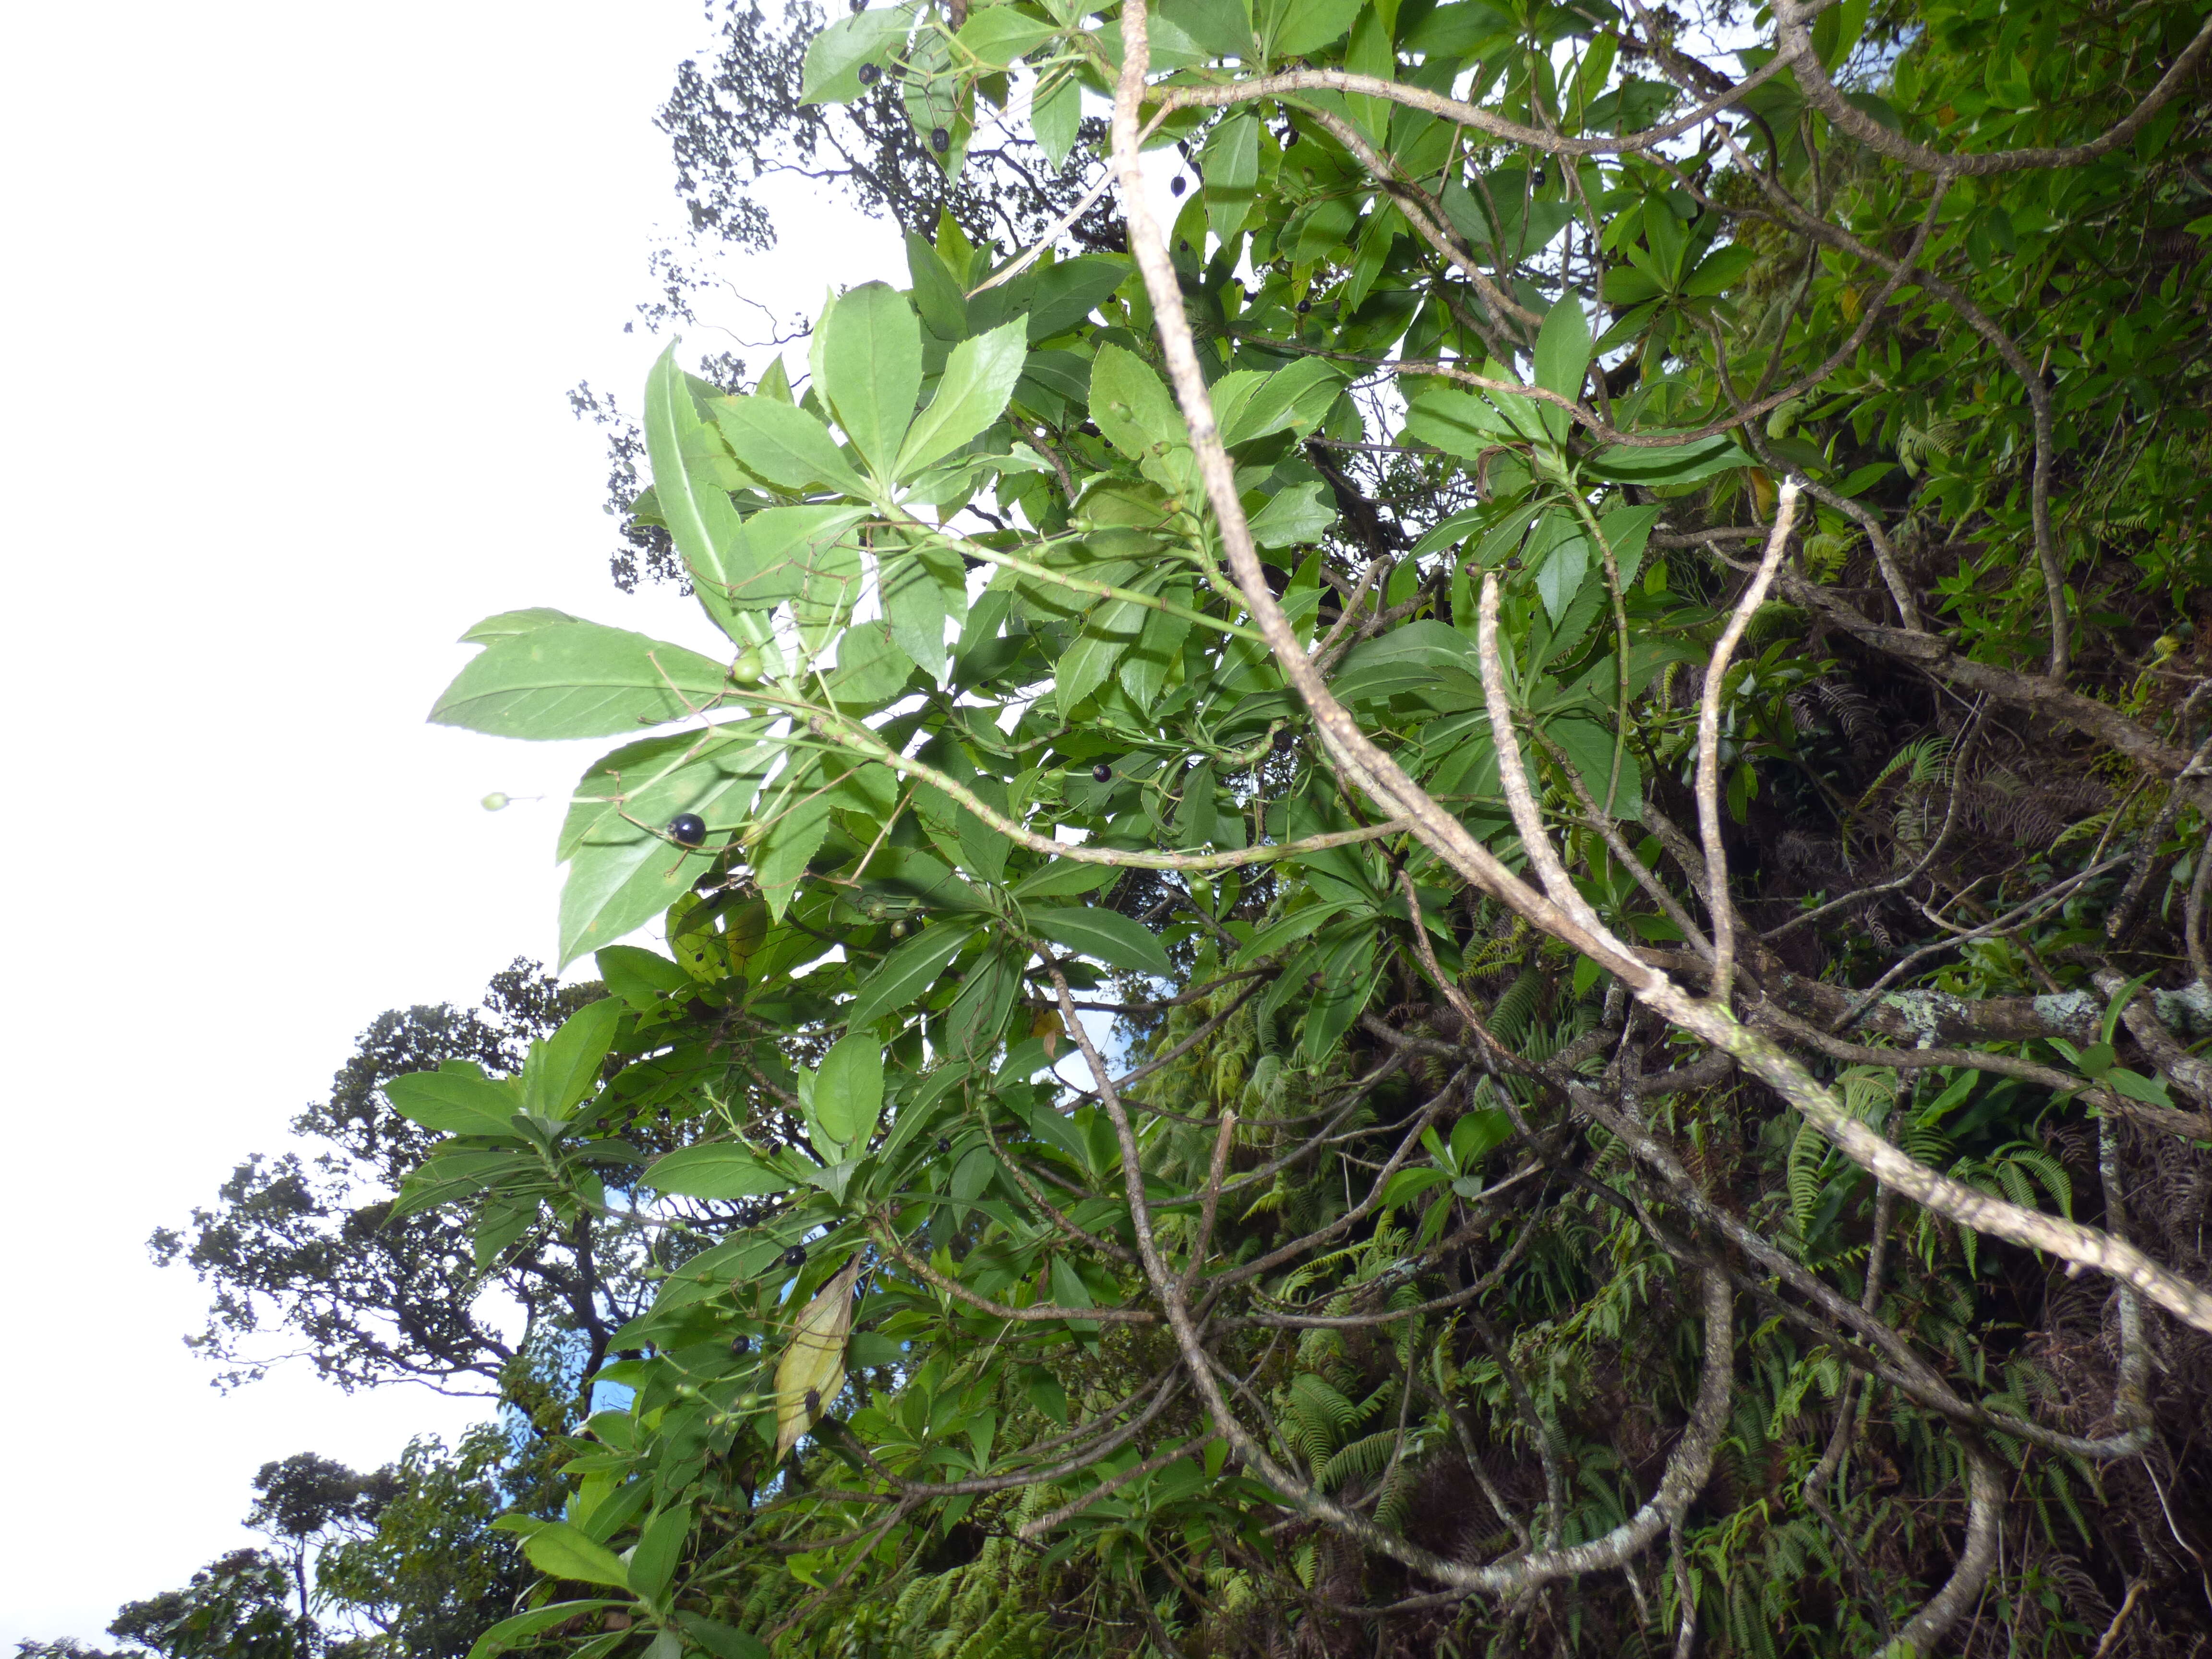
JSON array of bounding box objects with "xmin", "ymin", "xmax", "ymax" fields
[
  {"xmin": 1787, "ymin": 1119, "xmax": 1826, "ymax": 1237},
  {"xmin": 2001, "ymin": 1145, "xmax": 2073, "ymax": 1219},
  {"xmin": 1318, "ymin": 1429, "xmax": 1400, "ymax": 1490},
  {"xmin": 1488, "ymin": 967, "xmax": 1544, "ymax": 1046}
]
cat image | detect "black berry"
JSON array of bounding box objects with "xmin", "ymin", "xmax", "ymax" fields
[
  {"xmin": 781, "ymin": 1244, "xmax": 808, "ymax": 1270},
  {"xmin": 668, "ymin": 813, "xmax": 708, "ymax": 847},
  {"xmin": 1296, "ymin": 300, "xmax": 1311, "ymax": 315},
  {"xmin": 858, "ymin": 61, "xmax": 880, "ymax": 84},
  {"xmin": 1283, "ymin": 127, "xmax": 1298, "ymax": 147},
  {"xmin": 730, "ymin": 1334, "xmax": 751, "ymax": 1356},
  {"xmin": 1273, "ymin": 726, "xmax": 1297, "ymax": 753},
  {"xmin": 935, "ymin": 1136, "xmax": 952, "ymax": 1153},
  {"xmin": 1178, "ymin": 239, "xmax": 1190, "ymax": 252},
  {"xmin": 1091, "ymin": 762, "xmax": 1113, "ymax": 783},
  {"xmin": 930, "ymin": 127, "xmax": 950, "ymax": 154},
  {"xmin": 1170, "ymin": 175, "xmax": 1186, "ymax": 196},
  {"xmin": 850, "ymin": 0, "xmax": 866, "ymax": 10},
  {"xmin": 804, "ymin": 1387, "xmax": 822, "ymax": 1414}
]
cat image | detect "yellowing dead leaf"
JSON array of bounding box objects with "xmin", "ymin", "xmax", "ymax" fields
[
  {"xmin": 772, "ymin": 1256, "xmax": 861, "ymax": 1461},
  {"xmin": 1028, "ymin": 1003, "xmax": 1069, "ymax": 1059}
]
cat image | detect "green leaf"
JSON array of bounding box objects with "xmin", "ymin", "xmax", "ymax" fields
[
  {"xmin": 434, "ymin": 1175, "xmax": 546, "ymax": 1235},
  {"xmin": 1600, "ymin": 264, "xmax": 1665, "ymax": 306},
  {"xmin": 1531, "ymin": 297, "xmax": 1591, "ymax": 441},
  {"xmin": 801, "ymin": 5, "xmax": 914, "ymax": 104},
  {"xmin": 520, "ymin": 1522, "xmax": 631, "ymax": 1590},
  {"xmin": 1270, "ymin": 0, "xmax": 1362, "ymax": 55},
  {"xmin": 713, "ymin": 394, "xmax": 869, "ymax": 494},
  {"xmin": 643, "ymin": 345, "xmax": 754, "ymax": 642},
  {"xmin": 1249, "ymin": 481, "xmax": 1336, "ymax": 548},
  {"xmin": 896, "ymin": 319, "xmax": 1028, "ymax": 478},
  {"xmin": 1055, "ymin": 595, "xmax": 1151, "ymax": 710},
  {"xmin": 722, "ymin": 504, "xmax": 871, "ymax": 613},
  {"xmin": 627, "ymin": 1503, "xmax": 692, "ymax": 1608},
  {"xmin": 819, "ymin": 282, "xmax": 922, "ymax": 471},
  {"xmin": 1026, "ymin": 904, "xmax": 1172, "ymax": 976},
  {"xmin": 1300, "ymin": 928, "xmax": 1382, "ymax": 1063},
  {"xmin": 1381, "ymin": 1166, "xmax": 1451, "ymax": 1208},
  {"xmin": 825, "ymin": 620, "xmax": 919, "ymax": 708},
  {"xmin": 2100, "ymin": 971, "xmax": 2158, "ymax": 1046},
  {"xmin": 1451, "ymin": 1107, "xmax": 1514, "ymax": 1166},
  {"xmin": 391, "ymin": 1148, "xmax": 537, "ymax": 1218},
  {"xmin": 754, "ymin": 780, "xmax": 834, "ymax": 922},
  {"xmin": 1162, "ymin": 0, "xmax": 1253, "ymax": 57},
  {"xmin": 955, "ymin": 803, "xmax": 1011, "ymax": 885},
  {"xmin": 1119, "ymin": 599, "xmax": 1195, "ymax": 711},
  {"xmin": 645, "ymin": 1143, "xmax": 797, "ymax": 1199},
  {"xmin": 1580, "ymin": 433, "xmax": 1754, "ymax": 484},
  {"xmin": 1176, "ymin": 760, "xmax": 1218, "ymax": 847},
  {"xmin": 881, "ymin": 537, "xmax": 967, "ymax": 681},
  {"xmin": 646, "ymin": 345, "xmax": 867, "ymax": 624},
  {"xmin": 1203, "ymin": 113, "xmax": 1261, "ymax": 240},
  {"xmin": 1215, "ymin": 356, "xmax": 1345, "ymax": 446},
  {"xmin": 556, "ymin": 725, "xmax": 776, "ymax": 967},
  {"xmin": 673, "ymin": 1615, "xmax": 772, "ymax": 1659},
  {"xmin": 1011, "ymin": 861, "xmax": 1121, "ymax": 900},
  {"xmin": 1532, "ymin": 520, "xmax": 1590, "ymax": 624},
  {"xmin": 466, "ymin": 1601, "xmax": 623, "ymax": 1659},
  {"xmin": 1332, "ymin": 620, "xmax": 1485, "ymax": 700},
  {"xmin": 793, "ymin": 527, "xmax": 865, "ymax": 656},
  {"xmin": 461, "ymin": 607, "xmax": 585, "ymax": 643},
  {"xmin": 905, "ymin": 232, "xmax": 969, "ymax": 338},
  {"xmin": 521, "ymin": 997, "xmax": 623, "ymax": 1120},
  {"xmin": 1440, "ymin": 178, "xmax": 1491, "ymax": 245},
  {"xmin": 1403, "ymin": 387, "xmax": 1518, "ymax": 457},
  {"xmin": 1049, "ymin": 1256, "xmax": 1096, "ymax": 1308},
  {"xmin": 1548, "ymin": 716, "xmax": 1643, "ymax": 819},
  {"xmin": 2105, "ymin": 1068, "xmax": 2175, "ymax": 1108},
  {"xmin": 1090, "ymin": 344, "xmax": 1195, "ymax": 492},
  {"xmin": 1023, "ymin": 256, "xmax": 1132, "ymax": 344},
  {"xmin": 384, "ymin": 1071, "xmax": 520, "ymax": 1138},
  {"xmin": 849, "ymin": 921, "xmax": 981, "ymax": 1029},
  {"xmin": 957, "ymin": 5, "xmax": 1060, "ymax": 64},
  {"xmin": 876, "ymin": 1061, "xmax": 972, "ymax": 1169},
  {"xmin": 1682, "ymin": 243, "xmax": 1756, "ymax": 298},
  {"xmin": 815, "ymin": 1034, "xmax": 888, "ymax": 1152},
  {"xmin": 1028, "ymin": 1370, "xmax": 1070, "ymax": 1423},
  {"xmin": 1032, "ymin": 75, "xmax": 1081, "ymax": 169},
  {"xmin": 596, "ymin": 944, "xmax": 690, "ymax": 1009},
  {"xmin": 945, "ymin": 946, "xmax": 1023, "ymax": 1054},
  {"xmin": 1234, "ymin": 901, "xmax": 1345, "ymax": 966},
  {"xmin": 430, "ymin": 622, "xmax": 733, "ymax": 740},
  {"xmin": 1094, "ymin": 10, "xmax": 1215, "ymax": 71},
  {"xmin": 1595, "ymin": 502, "xmax": 1664, "ymax": 589}
]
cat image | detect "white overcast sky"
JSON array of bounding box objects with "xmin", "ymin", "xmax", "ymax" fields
[{"xmin": 0, "ymin": 0, "xmax": 920, "ymax": 1643}]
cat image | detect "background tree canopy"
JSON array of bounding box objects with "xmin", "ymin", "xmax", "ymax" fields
[{"xmin": 60, "ymin": 0, "xmax": 2212, "ymax": 1654}]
